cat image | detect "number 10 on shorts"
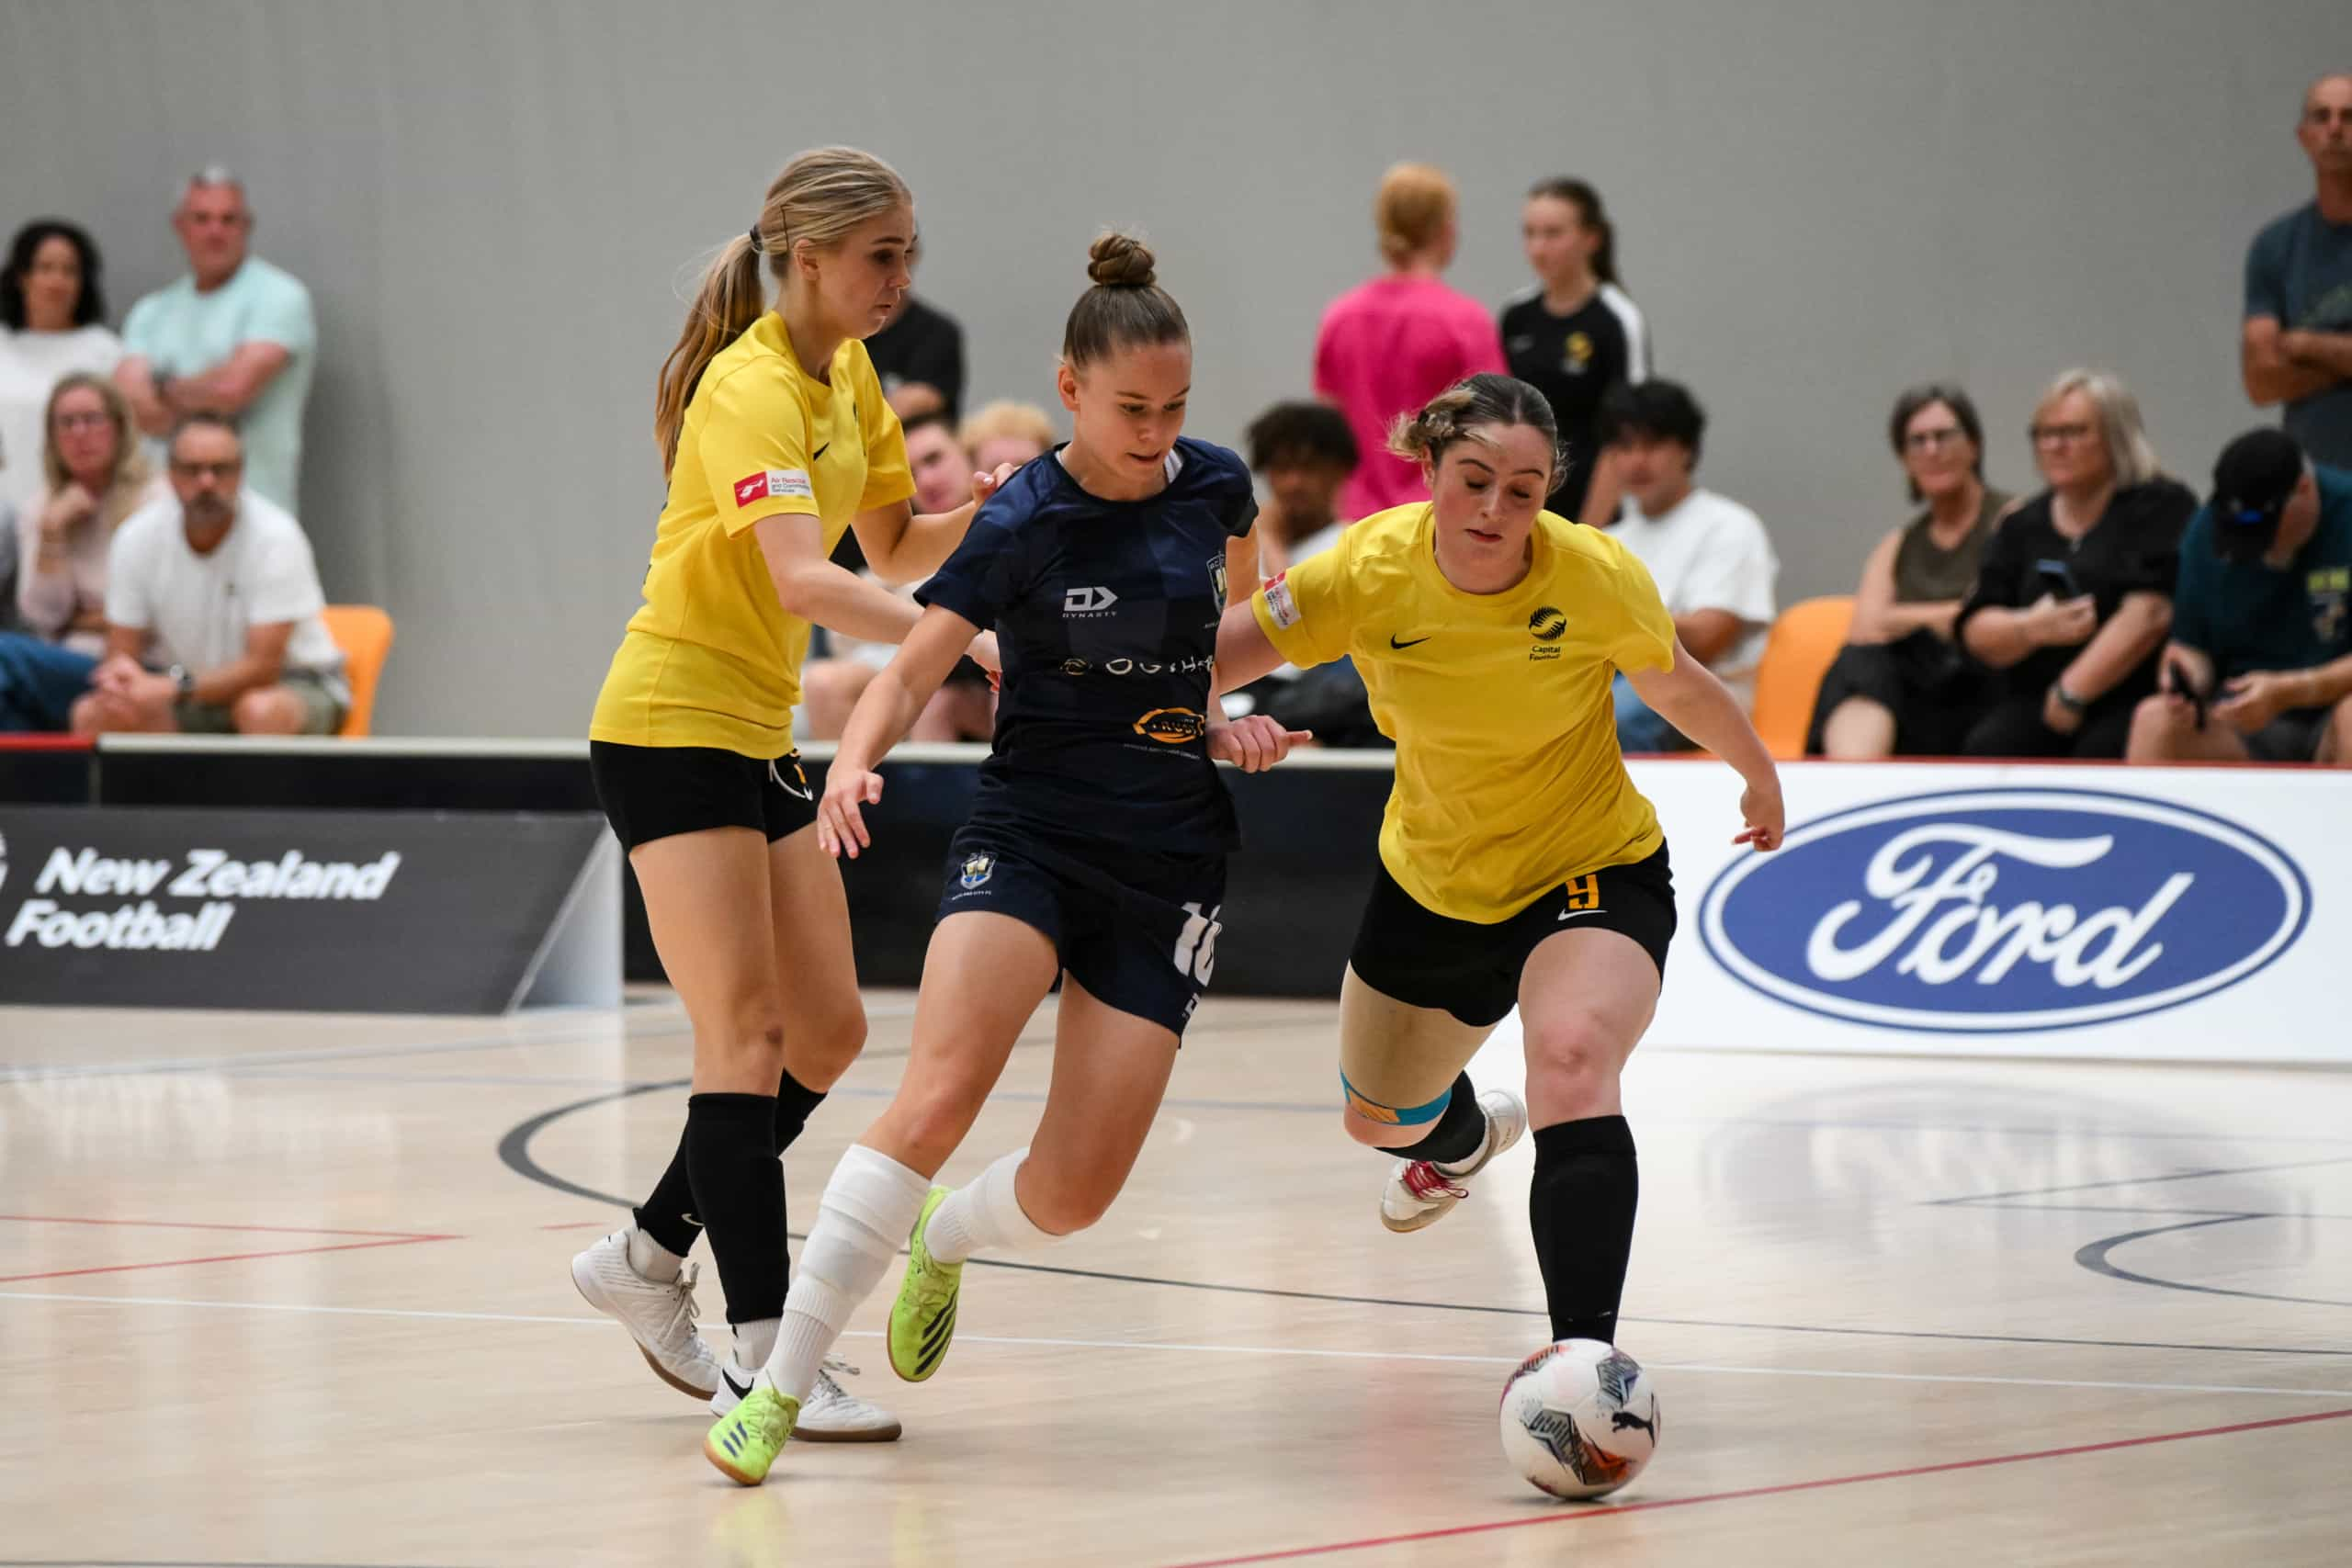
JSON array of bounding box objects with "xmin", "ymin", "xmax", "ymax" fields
[{"xmin": 1173, "ymin": 902, "xmax": 1223, "ymax": 982}]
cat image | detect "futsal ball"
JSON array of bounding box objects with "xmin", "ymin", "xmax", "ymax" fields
[{"xmin": 1498, "ymin": 1338, "xmax": 1659, "ymax": 1500}]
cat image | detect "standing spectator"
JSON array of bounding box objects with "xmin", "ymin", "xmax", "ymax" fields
[
  {"xmin": 867, "ymin": 282, "xmax": 966, "ymax": 423},
  {"xmin": 71, "ymin": 414, "xmax": 346, "ymax": 737},
  {"xmin": 1807, "ymin": 384, "xmax": 2010, "ymax": 757},
  {"xmin": 116, "ymin": 169, "xmax": 316, "ymax": 510},
  {"xmin": 1598, "ymin": 380, "xmax": 1778, "ymax": 751},
  {"xmin": 2244, "ymin": 73, "xmax": 2352, "ymax": 469},
  {"xmin": 1242, "ymin": 400, "xmax": 1358, "ymax": 579},
  {"xmin": 958, "ymin": 399, "xmax": 1057, "ymax": 476},
  {"xmin": 1955, "ymin": 369, "xmax": 2194, "ymax": 758},
  {"xmin": 1500, "ymin": 178, "xmax": 1647, "ymax": 525},
  {"xmin": 1, "ymin": 220, "xmax": 124, "ymax": 516},
  {"xmin": 0, "ymin": 375, "xmax": 156, "ymax": 730},
  {"xmin": 1315, "ymin": 164, "xmax": 1506, "ymax": 522},
  {"xmin": 2128, "ymin": 429, "xmax": 2352, "ymax": 766}
]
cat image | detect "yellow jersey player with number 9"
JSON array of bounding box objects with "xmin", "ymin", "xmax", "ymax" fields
[
  {"xmin": 574, "ymin": 147, "xmax": 1005, "ymax": 1446},
  {"xmin": 1215, "ymin": 372, "xmax": 1784, "ymax": 1381}
]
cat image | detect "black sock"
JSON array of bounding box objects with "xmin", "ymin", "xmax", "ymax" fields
[
  {"xmin": 773, "ymin": 1067, "xmax": 827, "ymax": 1155},
  {"xmin": 1529, "ymin": 1115, "xmax": 1639, "ymax": 1343},
  {"xmin": 631, "ymin": 1130, "xmax": 701, "ymax": 1259},
  {"xmin": 684, "ymin": 1092, "xmax": 786, "ymax": 1325},
  {"xmin": 1390, "ymin": 1073, "xmax": 1486, "ymax": 1165}
]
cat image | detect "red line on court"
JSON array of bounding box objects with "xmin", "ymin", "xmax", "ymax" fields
[
  {"xmin": 0, "ymin": 1213, "xmax": 444, "ymax": 1239},
  {"xmin": 1162, "ymin": 1406, "xmax": 2352, "ymax": 1567},
  {"xmin": 0, "ymin": 1233, "xmax": 458, "ymax": 1285}
]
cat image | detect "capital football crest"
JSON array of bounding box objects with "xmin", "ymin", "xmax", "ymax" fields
[{"xmin": 959, "ymin": 853, "xmax": 995, "ymax": 890}]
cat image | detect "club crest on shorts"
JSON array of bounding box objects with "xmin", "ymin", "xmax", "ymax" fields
[{"xmin": 959, "ymin": 853, "xmax": 995, "ymax": 890}]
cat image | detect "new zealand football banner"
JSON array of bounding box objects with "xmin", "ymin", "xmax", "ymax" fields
[
  {"xmin": 1635, "ymin": 762, "xmax": 2335, "ymax": 1064},
  {"xmin": 0, "ymin": 807, "xmax": 615, "ymax": 1014}
]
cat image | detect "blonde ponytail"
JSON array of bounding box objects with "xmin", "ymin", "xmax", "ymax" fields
[{"xmin": 651, "ymin": 146, "xmax": 912, "ymax": 476}]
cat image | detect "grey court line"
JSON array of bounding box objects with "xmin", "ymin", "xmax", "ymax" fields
[{"xmin": 1923, "ymin": 1154, "xmax": 2352, "ymax": 1207}]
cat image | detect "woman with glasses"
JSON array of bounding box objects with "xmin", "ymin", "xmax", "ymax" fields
[
  {"xmin": 1806, "ymin": 384, "xmax": 2010, "ymax": 757},
  {"xmin": 0, "ymin": 374, "xmax": 157, "ymax": 731},
  {"xmin": 1953, "ymin": 368, "xmax": 2195, "ymax": 759}
]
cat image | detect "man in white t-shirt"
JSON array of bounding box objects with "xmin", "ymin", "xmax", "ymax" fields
[
  {"xmin": 1595, "ymin": 379, "xmax": 1778, "ymax": 751},
  {"xmin": 71, "ymin": 414, "xmax": 346, "ymax": 737}
]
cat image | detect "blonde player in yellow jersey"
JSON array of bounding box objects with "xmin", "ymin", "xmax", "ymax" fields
[
  {"xmin": 572, "ymin": 148, "xmax": 1007, "ymax": 1442},
  {"xmin": 1214, "ymin": 372, "xmax": 1784, "ymax": 1357}
]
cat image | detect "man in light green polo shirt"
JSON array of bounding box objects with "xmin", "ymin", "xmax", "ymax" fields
[{"xmin": 116, "ymin": 168, "xmax": 315, "ymax": 511}]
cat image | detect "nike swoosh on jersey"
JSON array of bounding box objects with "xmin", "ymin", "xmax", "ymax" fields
[
  {"xmin": 1388, "ymin": 634, "xmax": 1434, "ymax": 649},
  {"xmin": 812, "ymin": 442, "xmax": 831, "ymax": 460},
  {"xmin": 1556, "ymin": 908, "xmax": 1606, "ymax": 921}
]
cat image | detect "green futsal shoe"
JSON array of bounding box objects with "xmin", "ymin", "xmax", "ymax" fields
[
  {"xmin": 704, "ymin": 1382, "xmax": 797, "ymax": 1486},
  {"xmin": 888, "ymin": 1185, "xmax": 964, "ymax": 1382}
]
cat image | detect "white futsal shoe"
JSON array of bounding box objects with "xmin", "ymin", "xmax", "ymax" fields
[
  {"xmin": 712, "ymin": 1350, "xmax": 903, "ymax": 1443},
  {"xmin": 570, "ymin": 1229, "xmax": 721, "ymax": 1398},
  {"xmin": 1379, "ymin": 1088, "xmax": 1529, "ymax": 1234}
]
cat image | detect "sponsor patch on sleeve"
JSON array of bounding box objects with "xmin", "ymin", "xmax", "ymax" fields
[
  {"xmin": 1263, "ymin": 570, "xmax": 1300, "ymax": 630},
  {"xmin": 733, "ymin": 468, "xmax": 814, "ymax": 507}
]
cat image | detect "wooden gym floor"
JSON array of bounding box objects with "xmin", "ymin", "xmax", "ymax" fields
[{"xmin": 2, "ymin": 990, "xmax": 2347, "ymax": 1566}]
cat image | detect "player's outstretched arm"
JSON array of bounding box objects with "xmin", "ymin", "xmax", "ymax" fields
[
  {"xmin": 851, "ymin": 462, "xmax": 1020, "ymax": 585},
  {"xmin": 819, "ymin": 604, "xmax": 981, "ymax": 860},
  {"xmin": 1211, "ymin": 600, "xmax": 1288, "ymax": 695},
  {"xmin": 1625, "ymin": 641, "xmax": 1784, "ymax": 852}
]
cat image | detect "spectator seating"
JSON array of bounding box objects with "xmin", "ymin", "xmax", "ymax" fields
[
  {"xmin": 322, "ymin": 604, "xmax": 394, "ymax": 738},
  {"xmin": 1749, "ymin": 594, "xmax": 1853, "ymax": 760}
]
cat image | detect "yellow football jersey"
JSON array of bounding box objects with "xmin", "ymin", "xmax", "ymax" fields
[
  {"xmin": 590, "ymin": 314, "xmax": 913, "ymax": 756},
  {"xmin": 1251, "ymin": 503, "xmax": 1675, "ymax": 922}
]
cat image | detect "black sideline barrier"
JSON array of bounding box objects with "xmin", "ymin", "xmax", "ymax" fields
[
  {"xmin": 0, "ymin": 738, "xmax": 1396, "ymax": 1000},
  {"xmin": 0, "ymin": 800, "xmax": 619, "ymax": 1013}
]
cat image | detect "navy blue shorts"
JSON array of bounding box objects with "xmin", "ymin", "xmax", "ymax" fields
[{"xmin": 933, "ymin": 826, "xmax": 1225, "ymax": 1039}]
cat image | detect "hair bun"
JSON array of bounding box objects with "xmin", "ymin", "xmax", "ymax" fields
[{"xmin": 1086, "ymin": 232, "xmax": 1157, "ymax": 288}]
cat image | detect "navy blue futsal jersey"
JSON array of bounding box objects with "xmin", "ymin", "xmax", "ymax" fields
[{"xmin": 917, "ymin": 437, "xmax": 1259, "ymax": 856}]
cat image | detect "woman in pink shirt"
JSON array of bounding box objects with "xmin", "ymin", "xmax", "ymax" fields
[{"xmin": 1314, "ymin": 164, "xmax": 1508, "ymax": 521}]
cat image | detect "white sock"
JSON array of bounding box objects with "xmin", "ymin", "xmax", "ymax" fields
[
  {"xmin": 761, "ymin": 1143, "xmax": 930, "ymax": 1402},
  {"xmin": 923, "ymin": 1147, "xmax": 1064, "ymax": 1264},
  {"xmin": 625, "ymin": 1225, "xmax": 684, "ymax": 1283},
  {"xmin": 730, "ymin": 1317, "xmax": 777, "ymax": 1368}
]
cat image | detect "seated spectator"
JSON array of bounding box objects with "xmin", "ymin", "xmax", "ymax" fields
[
  {"xmin": 117, "ymin": 169, "xmax": 316, "ymax": 510},
  {"xmin": 1315, "ymin": 163, "xmax": 1507, "ymax": 521},
  {"xmin": 1597, "ymin": 380, "xmax": 1778, "ymax": 751},
  {"xmin": 2, "ymin": 220, "xmax": 124, "ymax": 516},
  {"xmin": 2128, "ymin": 428, "xmax": 2352, "ymax": 766},
  {"xmin": 1955, "ymin": 369, "xmax": 2194, "ymax": 758},
  {"xmin": 0, "ymin": 375, "xmax": 160, "ymax": 730},
  {"xmin": 1229, "ymin": 400, "xmax": 1383, "ymax": 747},
  {"xmin": 1243, "ymin": 400, "xmax": 1358, "ymax": 578},
  {"xmin": 960, "ymin": 400, "xmax": 1058, "ymax": 476},
  {"xmin": 71, "ymin": 414, "xmax": 346, "ymax": 737},
  {"xmin": 867, "ymin": 277, "xmax": 966, "ymax": 423},
  {"xmin": 1807, "ymin": 384, "xmax": 2011, "ymax": 757}
]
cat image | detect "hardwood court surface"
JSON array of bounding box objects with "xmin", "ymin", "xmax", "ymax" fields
[{"xmin": 2, "ymin": 991, "xmax": 2347, "ymax": 1566}]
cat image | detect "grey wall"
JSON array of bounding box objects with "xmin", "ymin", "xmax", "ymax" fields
[{"xmin": 2, "ymin": 1, "xmax": 2335, "ymax": 735}]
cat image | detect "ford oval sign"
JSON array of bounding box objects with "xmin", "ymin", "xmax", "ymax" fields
[{"xmin": 1697, "ymin": 789, "xmax": 2311, "ymax": 1032}]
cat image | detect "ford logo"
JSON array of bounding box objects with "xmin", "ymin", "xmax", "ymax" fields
[{"xmin": 1697, "ymin": 788, "xmax": 2311, "ymax": 1032}]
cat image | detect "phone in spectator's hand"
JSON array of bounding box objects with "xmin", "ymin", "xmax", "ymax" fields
[
  {"xmin": 2166, "ymin": 657, "xmax": 2207, "ymax": 731},
  {"xmin": 2034, "ymin": 558, "xmax": 2080, "ymax": 599}
]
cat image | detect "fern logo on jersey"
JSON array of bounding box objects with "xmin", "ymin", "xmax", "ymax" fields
[{"xmin": 1697, "ymin": 789, "xmax": 2311, "ymax": 1032}]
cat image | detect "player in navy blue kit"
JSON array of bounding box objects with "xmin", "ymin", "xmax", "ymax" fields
[{"xmin": 707, "ymin": 232, "xmax": 1306, "ymax": 1479}]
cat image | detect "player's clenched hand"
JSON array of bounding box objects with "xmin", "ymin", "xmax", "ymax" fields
[
  {"xmin": 1208, "ymin": 715, "xmax": 1312, "ymax": 773},
  {"xmin": 817, "ymin": 766, "xmax": 884, "ymax": 859},
  {"xmin": 1732, "ymin": 781, "xmax": 1784, "ymax": 852},
  {"xmin": 969, "ymin": 462, "xmax": 1019, "ymax": 507}
]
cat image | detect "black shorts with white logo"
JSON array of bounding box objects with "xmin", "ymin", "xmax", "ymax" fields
[
  {"xmin": 933, "ymin": 825, "xmax": 1226, "ymax": 1039},
  {"xmin": 589, "ymin": 740, "xmax": 818, "ymax": 852},
  {"xmin": 1348, "ymin": 843, "xmax": 1677, "ymax": 1029}
]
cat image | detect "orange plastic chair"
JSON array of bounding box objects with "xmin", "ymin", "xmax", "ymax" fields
[
  {"xmin": 321, "ymin": 604, "xmax": 395, "ymax": 738},
  {"xmin": 1748, "ymin": 595, "xmax": 1855, "ymax": 761}
]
